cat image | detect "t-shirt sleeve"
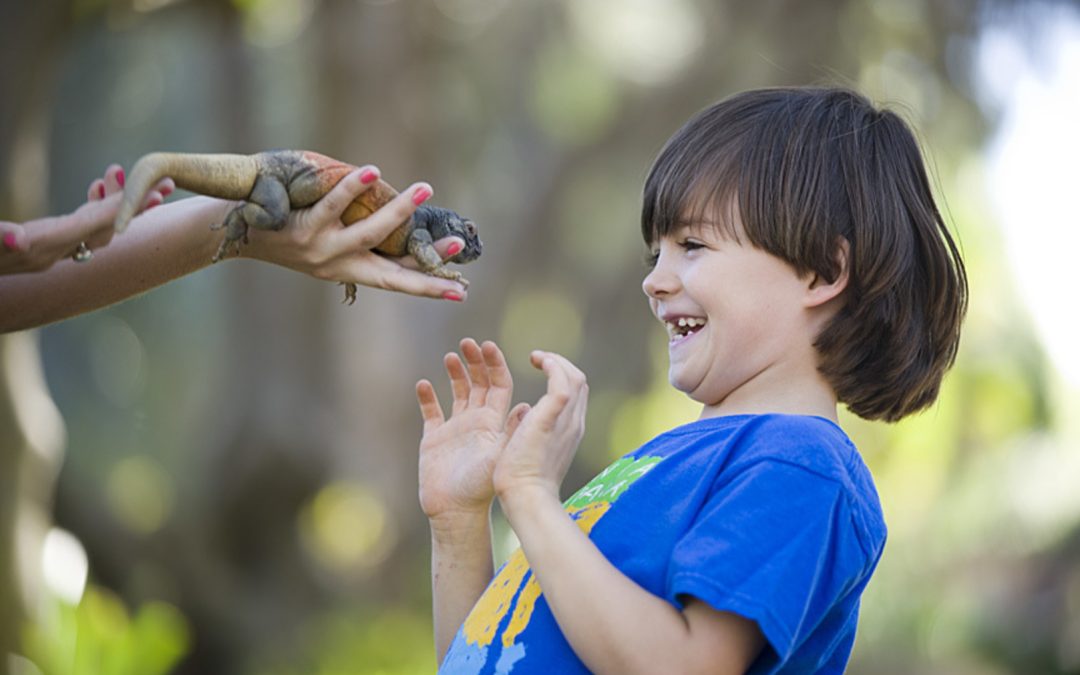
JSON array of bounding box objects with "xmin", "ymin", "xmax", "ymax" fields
[{"xmin": 665, "ymin": 459, "xmax": 869, "ymax": 664}]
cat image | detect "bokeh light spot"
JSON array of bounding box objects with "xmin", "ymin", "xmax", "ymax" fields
[
  {"xmin": 106, "ymin": 456, "xmax": 175, "ymax": 535},
  {"xmin": 499, "ymin": 290, "xmax": 583, "ymax": 364},
  {"xmin": 299, "ymin": 481, "xmax": 395, "ymax": 575}
]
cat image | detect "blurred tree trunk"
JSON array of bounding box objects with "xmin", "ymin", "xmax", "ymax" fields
[{"xmin": 0, "ymin": 0, "xmax": 72, "ymax": 667}]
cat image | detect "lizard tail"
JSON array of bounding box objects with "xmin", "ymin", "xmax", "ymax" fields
[{"xmin": 114, "ymin": 152, "xmax": 260, "ymax": 231}]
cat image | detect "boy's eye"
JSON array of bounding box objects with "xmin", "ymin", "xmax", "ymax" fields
[
  {"xmin": 679, "ymin": 239, "xmax": 704, "ymax": 251},
  {"xmin": 644, "ymin": 250, "xmax": 660, "ymax": 268}
]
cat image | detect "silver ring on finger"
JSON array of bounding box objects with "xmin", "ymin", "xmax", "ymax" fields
[{"xmin": 72, "ymin": 241, "xmax": 93, "ymax": 263}]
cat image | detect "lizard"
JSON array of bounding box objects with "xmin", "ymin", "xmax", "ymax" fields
[{"xmin": 113, "ymin": 150, "xmax": 482, "ymax": 304}]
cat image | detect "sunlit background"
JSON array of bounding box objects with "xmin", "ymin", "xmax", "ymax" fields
[{"xmin": 2, "ymin": 0, "xmax": 1079, "ymax": 673}]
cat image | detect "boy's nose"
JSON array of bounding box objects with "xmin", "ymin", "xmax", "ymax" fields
[{"xmin": 642, "ymin": 260, "xmax": 676, "ymax": 299}]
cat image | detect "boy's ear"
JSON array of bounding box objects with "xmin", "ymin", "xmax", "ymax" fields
[{"xmin": 804, "ymin": 237, "xmax": 850, "ymax": 308}]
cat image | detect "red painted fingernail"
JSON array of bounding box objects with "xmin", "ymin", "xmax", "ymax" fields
[
  {"xmin": 447, "ymin": 242, "xmax": 462, "ymax": 256},
  {"xmin": 359, "ymin": 169, "xmax": 377, "ymax": 185},
  {"xmin": 160, "ymin": 184, "xmax": 173, "ymax": 197},
  {"xmin": 116, "ymin": 169, "xmax": 125, "ymax": 187},
  {"xmin": 413, "ymin": 187, "xmax": 432, "ymax": 206},
  {"xmin": 442, "ymin": 291, "xmax": 463, "ymax": 302},
  {"xmin": 3, "ymin": 232, "xmax": 16, "ymax": 250},
  {"xmin": 98, "ymin": 184, "xmax": 106, "ymax": 199},
  {"xmin": 147, "ymin": 197, "xmax": 162, "ymax": 209}
]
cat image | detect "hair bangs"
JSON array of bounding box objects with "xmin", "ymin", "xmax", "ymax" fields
[{"xmin": 641, "ymin": 116, "xmax": 746, "ymax": 247}]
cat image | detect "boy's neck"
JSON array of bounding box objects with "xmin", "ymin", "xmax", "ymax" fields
[{"xmin": 697, "ymin": 361, "xmax": 840, "ymax": 423}]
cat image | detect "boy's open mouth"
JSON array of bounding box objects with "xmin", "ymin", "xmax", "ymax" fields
[{"xmin": 665, "ymin": 317, "xmax": 707, "ymax": 343}]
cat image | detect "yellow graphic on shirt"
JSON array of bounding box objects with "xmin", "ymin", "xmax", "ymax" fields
[{"xmin": 459, "ymin": 456, "xmax": 661, "ymax": 654}]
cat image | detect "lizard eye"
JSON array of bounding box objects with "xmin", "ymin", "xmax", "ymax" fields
[{"xmin": 465, "ymin": 220, "xmax": 477, "ymax": 236}]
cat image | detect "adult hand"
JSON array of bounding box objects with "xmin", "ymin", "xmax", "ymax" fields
[
  {"xmin": 493, "ymin": 350, "xmax": 588, "ymax": 507},
  {"xmin": 416, "ymin": 339, "xmax": 527, "ymax": 522},
  {"xmin": 0, "ymin": 164, "xmax": 172, "ymax": 275},
  {"xmin": 241, "ymin": 166, "xmax": 469, "ymax": 301}
]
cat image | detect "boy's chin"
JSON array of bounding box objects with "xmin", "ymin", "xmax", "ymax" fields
[{"xmin": 668, "ymin": 371, "xmax": 708, "ymax": 402}]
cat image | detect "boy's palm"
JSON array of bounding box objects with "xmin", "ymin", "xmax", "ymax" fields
[
  {"xmin": 417, "ymin": 339, "xmax": 518, "ymax": 519},
  {"xmin": 493, "ymin": 351, "xmax": 588, "ymax": 503}
]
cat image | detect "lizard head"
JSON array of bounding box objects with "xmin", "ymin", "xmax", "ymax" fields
[{"xmin": 416, "ymin": 206, "xmax": 483, "ymax": 263}]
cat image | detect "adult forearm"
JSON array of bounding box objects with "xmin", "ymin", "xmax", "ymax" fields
[
  {"xmin": 0, "ymin": 197, "xmax": 230, "ymax": 333},
  {"xmin": 429, "ymin": 511, "xmax": 495, "ymax": 663}
]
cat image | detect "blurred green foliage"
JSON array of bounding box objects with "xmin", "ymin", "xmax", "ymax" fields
[{"xmin": 21, "ymin": 587, "xmax": 189, "ymax": 675}]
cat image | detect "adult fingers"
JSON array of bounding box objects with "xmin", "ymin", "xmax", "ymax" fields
[
  {"xmin": 305, "ymin": 167, "xmax": 378, "ymax": 230},
  {"xmin": 415, "ymin": 379, "xmax": 445, "ymax": 430},
  {"xmin": 1, "ymin": 222, "xmax": 29, "ymax": 253},
  {"xmin": 335, "ymin": 181, "xmax": 433, "ymax": 252},
  {"xmin": 87, "ymin": 178, "xmax": 107, "ymax": 202},
  {"xmin": 103, "ymin": 164, "xmax": 125, "ymax": 196},
  {"xmin": 445, "ymin": 352, "xmax": 470, "ymax": 414},
  {"xmin": 348, "ymin": 253, "xmax": 468, "ymax": 301},
  {"xmin": 461, "ymin": 338, "xmax": 489, "ymax": 407},
  {"xmin": 395, "ymin": 235, "xmax": 466, "ymax": 271},
  {"xmin": 59, "ymin": 193, "xmax": 124, "ymax": 245}
]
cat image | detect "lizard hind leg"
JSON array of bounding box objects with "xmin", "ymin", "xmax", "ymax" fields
[
  {"xmin": 241, "ymin": 174, "xmax": 291, "ymax": 232},
  {"xmin": 211, "ymin": 206, "xmax": 249, "ymax": 262},
  {"xmin": 210, "ymin": 175, "xmax": 291, "ymax": 263}
]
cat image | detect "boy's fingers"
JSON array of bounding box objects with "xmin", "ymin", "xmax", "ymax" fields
[
  {"xmin": 504, "ymin": 402, "xmax": 531, "ymax": 439},
  {"xmin": 445, "ymin": 352, "xmax": 470, "ymax": 413},
  {"xmin": 482, "ymin": 341, "xmax": 513, "ymax": 412},
  {"xmin": 336, "ymin": 181, "xmax": 433, "ymax": 252},
  {"xmin": 461, "ymin": 338, "xmax": 489, "ymax": 406},
  {"xmin": 415, "ymin": 380, "xmax": 445, "ymax": 429}
]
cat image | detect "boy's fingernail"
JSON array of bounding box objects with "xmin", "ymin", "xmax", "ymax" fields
[
  {"xmin": 442, "ymin": 291, "xmax": 464, "ymax": 302},
  {"xmin": 98, "ymin": 184, "xmax": 106, "ymax": 199},
  {"xmin": 447, "ymin": 242, "xmax": 462, "ymax": 256},
  {"xmin": 3, "ymin": 232, "xmax": 17, "ymax": 250},
  {"xmin": 359, "ymin": 169, "xmax": 378, "ymax": 185},
  {"xmin": 413, "ymin": 187, "xmax": 432, "ymax": 206},
  {"xmin": 116, "ymin": 169, "xmax": 125, "ymax": 187},
  {"xmin": 147, "ymin": 197, "xmax": 162, "ymax": 209},
  {"xmin": 161, "ymin": 184, "xmax": 173, "ymax": 197}
]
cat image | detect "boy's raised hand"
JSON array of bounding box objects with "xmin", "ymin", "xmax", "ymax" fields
[
  {"xmin": 416, "ymin": 339, "xmax": 525, "ymax": 521},
  {"xmin": 493, "ymin": 350, "xmax": 588, "ymax": 508}
]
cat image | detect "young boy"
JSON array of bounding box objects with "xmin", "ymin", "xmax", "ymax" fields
[{"xmin": 415, "ymin": 86, "xmax": 967, "ymax": 674}]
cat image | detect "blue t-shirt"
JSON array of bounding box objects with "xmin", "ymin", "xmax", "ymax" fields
[{"xmin": 439, "ymin": 414, "xmax": 887, "ymax": 674}]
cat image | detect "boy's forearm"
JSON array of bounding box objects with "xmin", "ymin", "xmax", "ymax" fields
[
  {"xmin": 429, "ymin": 510, "xmax": 495, "ymax": 663},
  {"xmin": 500, "ymin": 488, "xmax": 724, "ymax": 675},
  {"xmin": 0, "ymin": 197, "xmax": 230, "ymax": 333}
]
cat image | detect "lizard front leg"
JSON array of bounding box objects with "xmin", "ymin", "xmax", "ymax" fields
[
  {"xmin": 211, "ymin": 174, "xmax": 291, "ymax": 262},
  {"xmin": 407, "ymin": 229, "xmax": 467, "ymax": 287}
]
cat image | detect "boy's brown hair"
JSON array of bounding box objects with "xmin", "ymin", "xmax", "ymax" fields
[{"xmin": 642, "ymin": 86, "xmax": 967, "ymax": 422}]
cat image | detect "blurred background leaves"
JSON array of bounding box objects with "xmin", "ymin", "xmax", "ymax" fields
[{"xmin": 1, "ymin": 0, "xmax": 1078, "ymax": 673}]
